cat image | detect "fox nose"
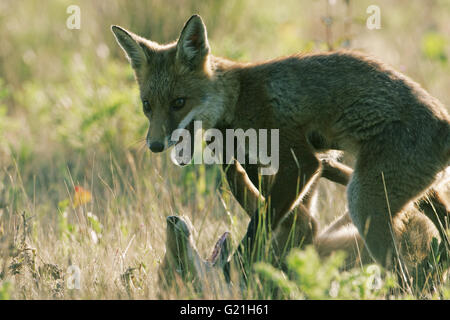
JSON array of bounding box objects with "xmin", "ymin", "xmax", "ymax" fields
[{"xmin": 149, "ymin": 141, "xmax": 165, "ymax": 153}]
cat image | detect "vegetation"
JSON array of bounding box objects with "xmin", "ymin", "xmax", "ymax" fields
[{"xmin": 0, "ymin": 0, "xmax": 449, "ymax": 299}]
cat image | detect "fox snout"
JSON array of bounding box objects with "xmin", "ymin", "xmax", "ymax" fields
[
  {"xmin": 148, "ymin": 141, "xmax": 165, "ymax": 153},
  {"xmin": 146, "ymin": 128, "xmax": 168, "ymax": 153}
]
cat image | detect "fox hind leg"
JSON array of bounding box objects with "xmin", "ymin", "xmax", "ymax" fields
[{"xmin": 347, "ymin": 140, "xmax": 445, "ymax": 275}]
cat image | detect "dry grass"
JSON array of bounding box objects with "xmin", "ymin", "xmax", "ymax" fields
[{"xmin": 0, "ymin": 0, "xmax": 449, "ymax": 299}]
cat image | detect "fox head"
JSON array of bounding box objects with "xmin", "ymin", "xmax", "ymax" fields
[{"xmin": 112, "ymin": 15, "xmax": 226, "ymax": 154}]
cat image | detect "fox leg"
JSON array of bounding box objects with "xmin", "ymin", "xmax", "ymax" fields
[
  {"xmin": 321, "ymin": 158, "xmax": 352, "ymax": 186},
  {"xmin": 316, "ymin": 160, "xmax": 375, "ymax": 267},
  {"xmin": 240, "ymin": 162, "xmax": 274, "ymax": 198},
  {"xmin": 319, "ymin": 211, "xmax": 353, "ymax": 235},
  {"xmin": 346, "ymin": 141, "xmax": 446, "ymax": 274},
  {"xmin": 236, "ymin": 144, "xmax": 321, "ymax": 266},
  {"xmin": 223, "ymin": 160, "xmax": 264, "ymax": 216},
  {"xmin": 415, "ymin": 188, "xmax": 450, "ymax": 244},
  {"xmin": 317, "ymin": 160, "xmax": 449, "ymax": 272},
  {"xmin": 321, "ymin": 159, "xmax": 449, "ymax": 238},
  {"xmin": 348, "ymin": 172, "xmax": 408, "ymax": 270},
  {"xmin": 266, "ymin": 146, "xmax": 321, "ymax": 230}
]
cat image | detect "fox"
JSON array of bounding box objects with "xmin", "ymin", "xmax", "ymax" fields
[
  {"xmin": 158, "ymin": 215, "xmax": 232, "ymax": 297},
  {"xmin": 111, "ymin": 14, "xmax": 450, "ymax": 279}
]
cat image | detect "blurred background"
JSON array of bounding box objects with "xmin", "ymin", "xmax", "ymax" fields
[{"xmin": 0, "ymin": 0, "xmax": 449, "ymax": 299}]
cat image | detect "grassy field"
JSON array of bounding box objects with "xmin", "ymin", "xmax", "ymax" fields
[{"xmin": 0, "ymin": 0, "xmax": 449, "ymax": 299}]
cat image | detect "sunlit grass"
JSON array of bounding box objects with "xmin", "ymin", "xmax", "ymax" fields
[{"xmin": 0, "ymin": 0, "xmax": 449, "ymax": 299}]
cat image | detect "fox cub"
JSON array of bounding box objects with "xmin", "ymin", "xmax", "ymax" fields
[{"xmin": 112, "ymin": 15, "xmax": 450, "ymax": 276}]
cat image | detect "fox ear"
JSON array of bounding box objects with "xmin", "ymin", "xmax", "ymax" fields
[
  {"xmin": 111, "ymin": 25, "xmax": 147, "ymax": 69},
  {"xmin": 176, "ymin": 15, "xmax": 210, "ymax": 71}
]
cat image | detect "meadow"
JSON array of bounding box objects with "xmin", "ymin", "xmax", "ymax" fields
[{"xmin": 0, "ymin": 0, "xmax": 449, "ymax": 299}]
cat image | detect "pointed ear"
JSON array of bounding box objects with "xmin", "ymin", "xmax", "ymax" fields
[
  {"xmin": 111, "ymin": 25, "xmax": 147, "ymax": 69},
  {"xmin": 176, "ymin": 15, "xmax": 210, "ymax": 71}
]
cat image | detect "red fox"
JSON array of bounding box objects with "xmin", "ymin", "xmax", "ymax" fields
[
  {"xmin": 158, "ymin": 215, "xmax": 231, "ymax": 297},
  {"xmin": 112, "ymin": 15, "xmax": 450, "ymax": 277}
]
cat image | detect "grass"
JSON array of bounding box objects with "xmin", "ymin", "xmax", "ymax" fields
[{"xmin": 0, "ymin": 0, "xmax": 449, "ymax": 299}]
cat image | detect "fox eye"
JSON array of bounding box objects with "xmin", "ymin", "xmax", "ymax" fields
[
  {"xmin": 171, "ymin": 98, "xmax": 186, "ymax": 111},
  {"xmin": 142, "ymin": 100, "xmax": 151, "ymax": 114}
]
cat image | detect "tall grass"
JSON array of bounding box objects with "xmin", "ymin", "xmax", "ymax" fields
[{"xmin": 0, "ymin": 0, "xmax": 449, "ymax": 299}]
